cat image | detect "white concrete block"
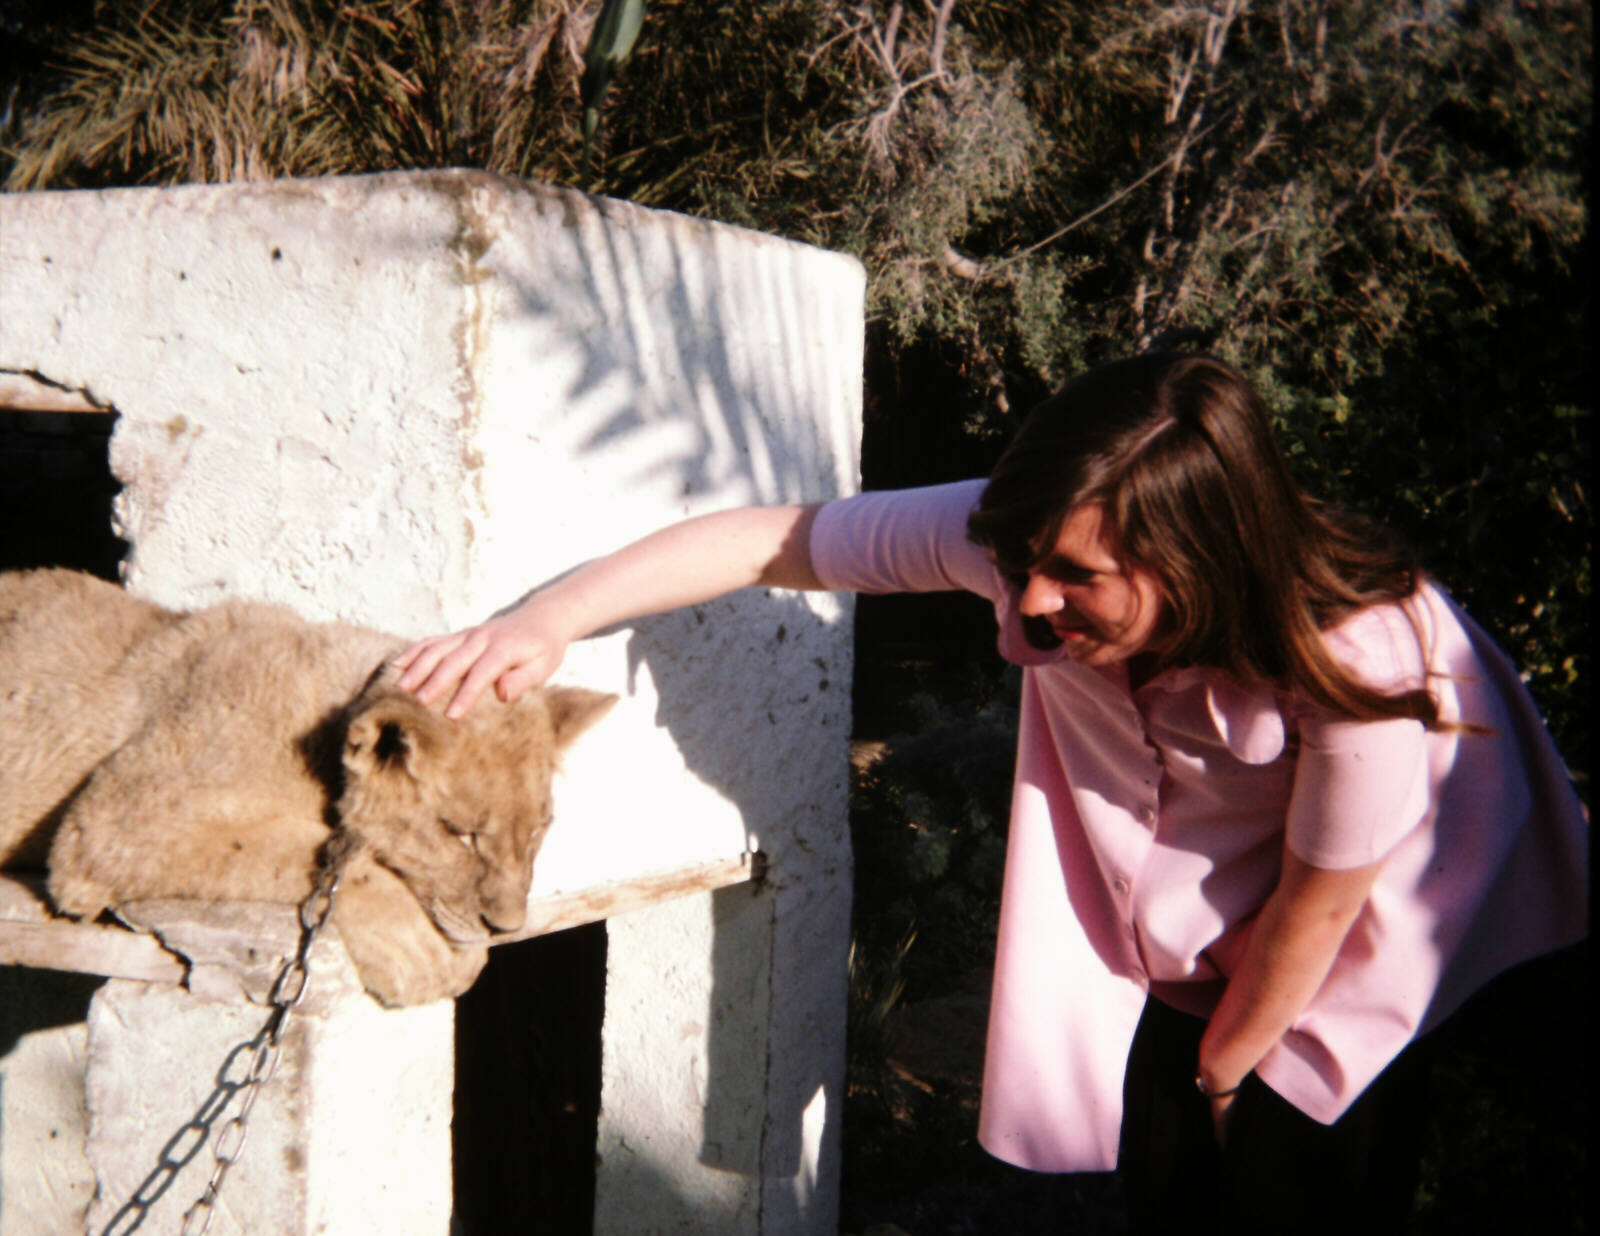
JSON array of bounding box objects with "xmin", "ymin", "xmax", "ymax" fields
[
  {"xmin": 82, "ymin": 978, "xmax": 453, "ymax": 1236},
  {"xmin": 1, "ymin": 169, "xmax": 863, "ymax": 1233},
  {"xmin": 0, "ymin": 969, "xmax": 98, "ymax": 1236}
]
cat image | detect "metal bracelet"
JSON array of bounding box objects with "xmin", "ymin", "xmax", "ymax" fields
[{"xmin": 1194, "ymin": 1072, "xmax": 1244, "ymax": 1099}]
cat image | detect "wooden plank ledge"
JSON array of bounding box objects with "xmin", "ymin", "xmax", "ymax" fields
[
  {"xmin": 0, "ymin": 874, "xmax": 185, "ymax": 982},
  {"xmin": 498, "ymin": 851, "xmax": 767, "ymax": 945},
  {"xmin": 0, "ymin": 852, "xmax": 765, "ymax": 983}
]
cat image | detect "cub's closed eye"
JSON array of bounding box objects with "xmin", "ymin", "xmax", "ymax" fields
[{"xmin": 440, "ymin": 819, "xmax": 478, "ymax": 853}]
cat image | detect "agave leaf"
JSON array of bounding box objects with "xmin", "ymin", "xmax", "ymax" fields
[
  {"xmin": 579, "ymin": 0, "xmax": 646, "ymax": 180},
  {"xmin": 582, "ymin": 0, "xmax": 646, "ymax": 90}
]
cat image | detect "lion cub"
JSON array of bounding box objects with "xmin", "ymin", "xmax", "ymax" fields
[{"xmin": 0, "ymin": 568, "xmax": 614, "ymax": 1006}]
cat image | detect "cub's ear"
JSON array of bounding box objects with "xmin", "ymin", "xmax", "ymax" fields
[
  {"xmin": 544, "ymin": 686, "xmax": 619, "ymax": 751},
  {"xmin": 344, "ymin": 694, "xmax": 446, "ymax": 779}
]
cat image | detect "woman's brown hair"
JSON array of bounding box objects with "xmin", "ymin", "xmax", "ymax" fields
[{"xmin": 967, "ymin": 352, "xmax": 1442, "ymax": 727}]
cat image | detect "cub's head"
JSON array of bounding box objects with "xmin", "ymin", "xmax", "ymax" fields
[{"xmin": 337, "ymin": 673, "xmax": 616, "ymax": 944}]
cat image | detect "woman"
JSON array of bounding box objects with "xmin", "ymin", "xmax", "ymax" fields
[{"xmin": 398, "ymin": 353, "xmax": 1587, "ymax": 1231}]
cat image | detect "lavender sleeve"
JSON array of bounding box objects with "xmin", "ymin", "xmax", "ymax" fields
[
  {"xmin": 1285, "ymin": 597, "xmax": 1434, "ymax": 868},
  {"xmin": 809, "ymin": 480, "xmax": 1007, "ymax": 602}
]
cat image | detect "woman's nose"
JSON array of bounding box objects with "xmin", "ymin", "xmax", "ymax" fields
[{"xmin": 1018, "ymin": 574, "xmax": 1063, "ymax": 617}]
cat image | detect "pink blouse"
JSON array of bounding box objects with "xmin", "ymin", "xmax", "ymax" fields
[{"xmin": 812, "ymin": 480, "xmax": 1588, "ymax": 1172}]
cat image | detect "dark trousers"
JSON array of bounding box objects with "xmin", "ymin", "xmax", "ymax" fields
[{"xmin": 1119, "ymin": 997, "xmax": 1432, "ymax": 1236}]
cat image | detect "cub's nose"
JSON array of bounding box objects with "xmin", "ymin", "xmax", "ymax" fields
[{"xmin": 481, "ymin": 904, "xmax": 526, "ymax": 935}]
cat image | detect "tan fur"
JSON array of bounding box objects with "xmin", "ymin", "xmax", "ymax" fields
[{"xmin": 0, "ymin": 569, "xmax": 615, "ymax": 1006}]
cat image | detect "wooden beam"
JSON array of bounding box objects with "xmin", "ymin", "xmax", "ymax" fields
[
  {"xmin": 0, "ymin": 875, "xmax": 184, "ymax": 982},
  {"xmin": 496, "ymin": 852, "xmax": 766, "ymax": 945},
  {"xmin": 0, "ymin": 852, "xmax": 764, "ymax": 982}
]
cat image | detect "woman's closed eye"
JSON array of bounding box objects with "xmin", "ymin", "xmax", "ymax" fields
[{"xmin": 1037, "ymin": 560, "xmax": 1097, "ymax": 585}]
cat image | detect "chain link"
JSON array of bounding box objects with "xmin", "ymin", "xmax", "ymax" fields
[{"xmin": 102, "ymin": 830, "xmax": 360, "ymax": 1236}]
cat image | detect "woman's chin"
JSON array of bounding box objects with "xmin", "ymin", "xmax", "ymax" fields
[{"xmin": 1058, "ymin": 635, "xmax": 1106, "ymax": 662}]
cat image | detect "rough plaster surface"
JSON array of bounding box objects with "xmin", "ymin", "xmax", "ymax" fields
[
  {"xmin": 0, "ymin": 969, "xmax": 98, "ymax": 1236},
  {"xmin": 83, "ymin": 979, "xmax": 453, "ymax": 1236},
  {"xmin": 0, "ymin": 170, "xmax": 863, "ymax": 1234}
]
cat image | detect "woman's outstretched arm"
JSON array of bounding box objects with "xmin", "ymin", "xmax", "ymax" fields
[{"xmin": 396, "ymin": 504, "xmax": 824, "ymax": 718}]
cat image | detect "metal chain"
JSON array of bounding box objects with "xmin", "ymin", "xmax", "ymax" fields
[{"xmin": 101, "ymin": 829, "xmax": 362, "ymax": 1236}]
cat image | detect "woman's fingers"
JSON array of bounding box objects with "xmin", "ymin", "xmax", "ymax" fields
[
  {"xmin": 1208, "ymin": 1092, "xmax": 1237, "ymax": 1149},
  {"xmin": 395, "ymin": 632, "xmax": 468, "ymax": 689},
  {"xmin": 441, "ymin": 643, "xmax": 519, "ymax": 719},
  {"xmin": 398, "ymin": 631, "xmax": 492, "ymax": 707},
  {"xmin": 393, "ymin": 638, "xmax": 435, "ymax": 678},
  {"xmin": 495, "ymin": 656, "xmax": 559, "ymax": 705},
  {"xmin": 444, "ymin": 643, "xmax": 560, "ymax": 718},
  {"xmin": 397, "ymin": 607, "xmax": 570, "ymax": 719}
]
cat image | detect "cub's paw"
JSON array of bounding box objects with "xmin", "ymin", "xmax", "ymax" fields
[
  {"xmin": 333, "ymin": 849, "xmax": 488, "ymax": 1007},
  {"xmin": 44, "ymin": 819, "xmax": 113, "ymax": 921},
  {"xmin": 45, "ymin": 869, "xmax": 112, "ymax": 922}
]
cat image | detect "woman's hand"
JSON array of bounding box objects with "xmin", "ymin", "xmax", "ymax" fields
[
  {"xmin": 395, "ymin": 600, "xmax": 570, "ymax": 719},
  {"xmin": 1196, "ymin": 1070, "xmax": 1246, "ymax": 1149},
  {"xmin": 1207, "ymin": 1090, "xmax": 1239, "ymax": 1149}
]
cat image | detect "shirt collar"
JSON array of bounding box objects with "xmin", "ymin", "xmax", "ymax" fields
[
  {"xmin": 1131, "ymin": 666, "xmax": 1287, "ymax": 763},
  {"xmin": 996, "ymin": 590, "xmax": 1287, "ymax": 764}
]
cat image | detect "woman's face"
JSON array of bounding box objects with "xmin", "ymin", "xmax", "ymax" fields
[{"xmin": 1017, "ymin": 504, "xmax": 1166, "ymax": 666}]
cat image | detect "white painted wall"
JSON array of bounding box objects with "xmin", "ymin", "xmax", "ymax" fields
[
  {"xmin": 0, "ymin": 970, "xmax": 96, "ymax": 1235},
  {"xmin": 0, "ymin": 169, "xmax": 862, "ymax": 1234}
]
